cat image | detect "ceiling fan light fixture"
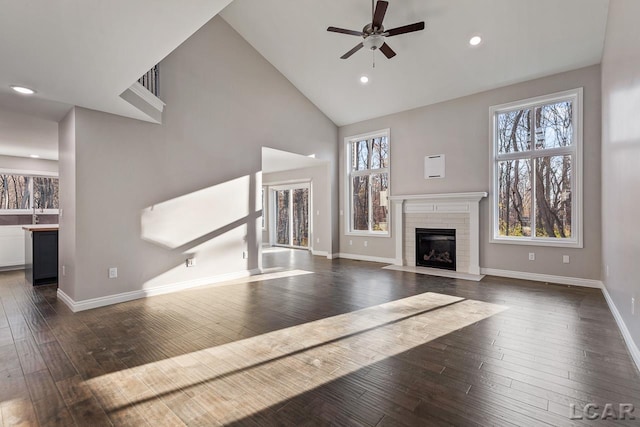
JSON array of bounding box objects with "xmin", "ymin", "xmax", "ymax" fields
[{"xmin": 363, "ymin": 34, "xmax": 384, "ymax": 51}]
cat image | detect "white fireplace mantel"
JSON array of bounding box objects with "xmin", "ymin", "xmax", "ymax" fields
[{"xmin": 388, "ymin": 192, "xmax": 488, "ymax": 277}]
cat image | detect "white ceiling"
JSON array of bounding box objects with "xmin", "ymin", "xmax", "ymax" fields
[
  {"xmin": 262, "ymin": 147, "xmax": 328, "ymax": 174},
  {"xmin": 222, "ymin": 0, "xmax": 610, "ymax": 126},
  {"xmin": 0, "ymin": 0, "xmax": 611, "ymax": 160},
  {"xmin": 0, "ymin": 0, "xmax": 233, "ymax": 124}
]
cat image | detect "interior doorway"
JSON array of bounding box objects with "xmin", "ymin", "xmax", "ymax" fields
[{"xmin": 272, "ymin": 184, "xmax": 310, "ymax": 249}]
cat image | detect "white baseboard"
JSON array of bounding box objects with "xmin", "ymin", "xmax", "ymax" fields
[
  {"xmin": 480, "ymin": 268, "xmax": 603, "ymax": 289},
  {"xmin": 336, "ymin": 253, "xmax": 397, "ymax": 264},
  {"xmin": 601, "ymin": 285, "xmax": 640, "ymax": 374},
  {"xmin": 311, "ymin": 249, "xmax": 328, "ymax": 257},
  {"xmin": 57, "ymin": 268, "xmax": 261, "ymax": 313},
  {"xmin": 0, "ymin": 265, "xmax": 24, "ymax": 272},
  {"xmin": 327, "ymin": 253, "xmax": 339, "ymax": 260}
]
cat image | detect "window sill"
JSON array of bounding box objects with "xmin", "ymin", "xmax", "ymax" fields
[{"xmin": 490, "ymin": 236, "xmax": 582, "ymax": 249}]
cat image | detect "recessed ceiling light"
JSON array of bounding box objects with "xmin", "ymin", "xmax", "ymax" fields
[
  {"xmin": 11, "ymin": 85, "xmax": 36, "ymax": 95},
  {"xmin": 29, "ymin": 154, "xmax": 40, "ymax": 158},
  {"xmin": 469, "ymin": 36, "xmax": 482, "ymax": 46},
  {"xmin": 360, "ymin": 75, "xmax": 369, "ymax": 84}
]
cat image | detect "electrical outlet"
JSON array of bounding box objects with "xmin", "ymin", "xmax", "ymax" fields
[
  {"xmin": 340, "ymin": 210, "xmax": 344, "ymax": 216},
  {"xmin": 349, "ymin": 240, "xmax": 353, "ymax": 246},
  {"xmin": 528, "ymin": 252, "xmax": 535, "ymax": 261},
  {"xmin": 632, "ymin": 297, "xmax": 635, "ymax": 316},
  {"xmin": 563, "ymin": 255, "xmax": 570, "ymax": 264},
  {"xmin": 317, "ymin": 210, "xmax": 320, "ymax": 216},
  {"xmin": 606, "ymin": 265, "xmax": 610, "ymax": 277},
  {"xmin": 61, "ymin": 265, "xmax": 66, "ymax": 276},
  {"xmin": 108, "ymin": 267, "xmax": 118, "ymax": 279},
  {"xmin": 364, "ymin": 241, "xmax": 368, "ymax": 247},
  {"xmin": 316, "ymin": 238, "xmax": 320, "ymax": 243},
  {"xmin": 185, "ymin": 258, "xmax": 196, "ymax": 267}
]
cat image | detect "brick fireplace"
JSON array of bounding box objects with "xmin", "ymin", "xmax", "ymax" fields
[{"xmin": 387, "ymin": 192, "xmax": 487, "ymax": 279}]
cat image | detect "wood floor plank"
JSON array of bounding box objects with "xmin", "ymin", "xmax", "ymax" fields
[{"xmin": 0, "ymin": 250, "xmax": 638, "ymax": 426}]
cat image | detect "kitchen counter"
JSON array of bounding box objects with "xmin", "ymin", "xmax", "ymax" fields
[
  {"xmin": 22, "ymin": 224, "xmax": 59, "ymax": 232},
  {"xmin": 23, "ymin": 225, "xmax": 59, "ymax": 285}
]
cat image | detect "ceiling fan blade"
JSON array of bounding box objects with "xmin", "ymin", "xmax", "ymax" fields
[
  {"xmin": 327, "ymin": 26, "xmax": 364, "ymax": 36},
  {"xmin": 379, "ymin": 42, "xmax": 396, "ymax": 59},
  {"xmin": 385, "ymin": 21, "xmax": 425, "ymax": 37},
  {"xmin": 340, "ymin": 42, "xmax": 364, "ymax": 59},
  {"xmin": 372, "ymin": 0, "xmax": 389, "ymax": 30}
]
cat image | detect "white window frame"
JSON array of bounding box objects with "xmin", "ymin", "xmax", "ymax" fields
[
  {"xmin": 490, "ymin": 88, "xmax": 583, "ymax": 248},
  {"xmin": 344, "ymin": 129, "xmax": 391, "ymax": 237},
  {"xmin": 270, "ymin": 182, "xmax": 312, "ymax": 249},
  {"xmin": 0, "ymin": 170, "xmax": 60, "ymax": 216}
]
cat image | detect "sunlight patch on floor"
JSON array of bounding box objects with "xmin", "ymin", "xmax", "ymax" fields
[{"xmin": 85, "ymin": 292, "xmax": 507, "ymax": 424}]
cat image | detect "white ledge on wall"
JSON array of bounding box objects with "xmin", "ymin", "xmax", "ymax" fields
[
  {"xmin": 120, "ymin": 81, "xmax": 165, "ymax": 124},
  {"xmin": 389, "ymin": 192, "xmax": 488, "ymax": 278}
]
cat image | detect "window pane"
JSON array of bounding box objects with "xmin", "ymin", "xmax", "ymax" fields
[
  {"xmin": 371, "ymin": 137, "xmax": 389, "ymax": 169},
  {"xmin": 497, "ymin": 159, "xmax": 532, "ymax": 236},
  {"xmin": 276, "ymin": 190, "xmax": 290, "ymax": 245},
  {"xmin": 33, "ymin": 177, "xmax": 59, "ymax": 210},
  {"xmin": 352, "ymin": 176, "xmax": 369, "ymax": 231},
  {"xmin": 497, "ymin": 109, "xmax": 531, "ymax": 154},
  {"xmin": 371, "ymin": 173, "xmax": 388, "ymax": 231},
  {"xmin": 535, "ymin": 155, "xmax": 572, "ymax": 238},
  {"xmin": 535, "ymin": 101, "xmax": 573, "ymax": 150},
  {"xmin": 0, "ymin": 175, "xmax": 30, "ymax": 210},
  {"xmin": 352, "ymin": 140, "xmax": 369, "ymax": 171},
  {"xmin": 292, "ymin": 188, "xmax": 309, "ymax": 247}
]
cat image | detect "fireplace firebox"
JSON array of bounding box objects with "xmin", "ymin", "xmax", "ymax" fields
[{"xmin": 415, "ymin": 228, "xmax": 456, "ymax": 271}]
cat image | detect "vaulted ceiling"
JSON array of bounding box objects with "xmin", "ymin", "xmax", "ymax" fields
[
  {"xmin": 0, "ymin": 0, "xmax": 611, "ymax": 159},
  {"xmin": 221, "ymin": 0, "xmax": 610, "ymax": 125}
]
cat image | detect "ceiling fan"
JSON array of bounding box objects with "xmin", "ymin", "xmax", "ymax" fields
[{"xmin": 327, "ymin": 0, "xmax": 425, "ymax": 60}]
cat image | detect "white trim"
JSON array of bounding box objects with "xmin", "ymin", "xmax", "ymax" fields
[
  {"xmin": 57, "ymin": 269, "xmax": 261, "ymax": 312},
  {"xmin": 327, "ymin": 253, "xmax": 339, "ymax": 260},
  {"xmin": 336, "ymin": 252, "xmax": 396, "ymax": 264},
  {"xmin": 601, "ymin": 285, "xmax": 640, "ymax": 373},
  {"xmin": 489, "ymin": 88, "xmax": 584, "ymax": 249},
  {"xmin": 382, "ymin": 264, "xmax": 485, "ymax": 282},
  {"xmin": 311, "ymin": 249, "xmax": 328, "ymax": 257},
  {"xmin": 344, "ymin": 128, "xmax": 391, "ymax": 237},
  {"xmin": 128, "ymin": 81, "xmax": 166, "ymax": 112},
  {"xmin": 389, "ymin": 192, "xmax": 487, "ymax": 202},
  {"xmin": 0, "ymin": 265, "xmax": 24, "ymax": 272},
  {"xmin": 480, "ymin": 267, "xmax": 603, "ymax": 289},
  {"xmin": 0, "ymin": 169, "xmax": 58, "ymax": 177}
]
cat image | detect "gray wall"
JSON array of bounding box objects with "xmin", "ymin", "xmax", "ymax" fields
[
  {"xmin": 338, "ymin": 65, "xmax": 602, "ymax": 280},
  {"xmin": 263, "ymin": 164, "xmax": 331, "ymax": 254},
  {"xmin": 58, "ymin": 109, "xmax": 76, "ymax": 299},
  {"xmin": 60, "ymin": 16, "xmax": 337, "ymax": 302},
  {"xmin": 601, "ymin": 0, "xmax": 640, "ymax": 351},
  {"xmin": 0, "ymin": 155, "xmax": 58, "ymax": 174}
]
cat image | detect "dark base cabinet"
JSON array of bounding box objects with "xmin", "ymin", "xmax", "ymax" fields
[{"xmin": 25, "ymin": 229, "xmax": 58, "ymax": 286}]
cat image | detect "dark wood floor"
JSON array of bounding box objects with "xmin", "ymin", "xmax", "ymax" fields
[{"xmin": 1, "ymin": 249, "xmax": 639, "ymax": 426}]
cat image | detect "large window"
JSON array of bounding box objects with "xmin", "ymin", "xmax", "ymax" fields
[
  {"xmin": 346, "ymin": 130, "xmax": 390, "ymax": 235},
  {"xmin": 0, "ymin": 174, "xmax": 59, "ymax": 226},
  {"xmin": 491, "ymin": 89, "xmax": 582, "ymax": 247}
]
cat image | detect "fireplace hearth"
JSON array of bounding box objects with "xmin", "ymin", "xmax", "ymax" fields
[{"xmin": 415, "ymin": 228, "xmax": 456, "ymax": 271}]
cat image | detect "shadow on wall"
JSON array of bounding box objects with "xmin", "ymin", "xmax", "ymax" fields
[{"xmin": 139, "ymin": 173, "xmax": 262, "ymax": 290}]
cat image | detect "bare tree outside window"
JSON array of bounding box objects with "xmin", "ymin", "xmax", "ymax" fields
[
  {"xmin": 348, "ymin": 132, "xmax": 389, "ymax": 234},
  {"xmin": 493, "ymin": 91, "xmax": 579, "ymax": 244}
]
